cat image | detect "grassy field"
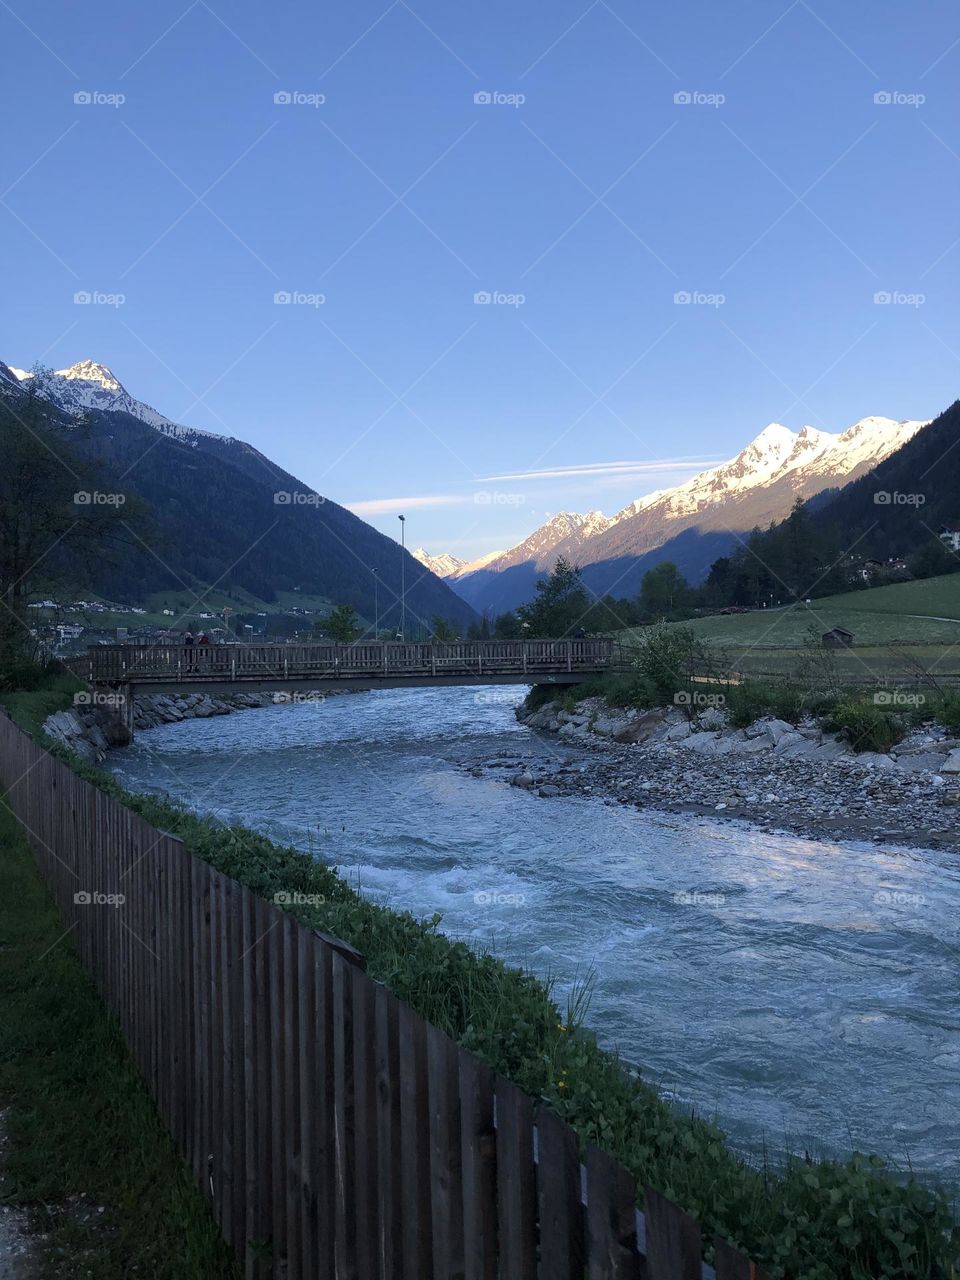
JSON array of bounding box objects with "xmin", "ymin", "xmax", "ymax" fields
[
  {"xmin": 0, "ymin": 799, "xmax": 238, "ymax": 1279},
  {"xmin": 620, "ymin": 575, "xmax": 960, "ymax": 684}
]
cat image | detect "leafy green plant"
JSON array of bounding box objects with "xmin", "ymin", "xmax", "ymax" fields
[{"xmin": 823, "ymin": 700, "xmax": 904, "ymax": 754}]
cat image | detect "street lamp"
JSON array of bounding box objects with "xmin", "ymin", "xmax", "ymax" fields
[
  {"xmin": 398, "ymin": 514, "xmax": 406, "ymax": 640},
  {"xmin": 372, "ymin": 567, "xmax": 379, "ymax": 638}
]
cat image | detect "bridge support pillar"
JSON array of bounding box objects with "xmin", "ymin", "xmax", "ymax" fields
[{"xmin": 93, "ymin": 683, "xmax": 135, "ymax": 746}]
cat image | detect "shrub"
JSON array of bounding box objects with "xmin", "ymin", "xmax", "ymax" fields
[
  {"xmin": 930, "ymin": 691, "xmax": 960, "ymax": 734},
  {"xmin": 725, "ymin": 682, "xmax": 843, "ymax": 730},
  {"xmin": 824, "ymin": 700, "xmax": 904, "ymax": 754},
  {"xmin": 632, "ymin": 623, "xmax": 703, "ymax": 704}
]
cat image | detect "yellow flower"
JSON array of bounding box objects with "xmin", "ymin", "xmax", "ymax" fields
[{"xmin": 557, "ymin": 1079, "xmax": 566, "ymax": 1089}]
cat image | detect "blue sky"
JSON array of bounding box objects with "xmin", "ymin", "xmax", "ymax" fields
[{"xmin": 3, "ymin": 0, "xmax": 959, "ymax": 560}]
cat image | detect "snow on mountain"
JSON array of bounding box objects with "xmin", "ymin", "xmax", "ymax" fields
[
  {"xmin": 411, "ymin": 548, "xmax": 467, "ymax": 578},
  {"xmin": 458, "ymin": 511, "xmax": 613, "ymax": 582},
  {"xmin": 452, "ymin": 415, "xmax": 928, "ymax": 597},
  {"xmin": 7, "ymin": 360, "xmax": 231, "ymax": 446}
]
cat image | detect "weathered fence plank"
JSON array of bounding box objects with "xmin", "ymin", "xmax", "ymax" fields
[
  {"xmin": 460, "ymin": 1053, "xmax": 497, "ymax": 1280},
  {"xmin": 398, "ymin": 1001, "xmax": 433, "ymax": 1279},
  {"xmin": 535, "ymin": 1105, "xmax": 584, "ymax": 1280},
  {"xmin": 586, "ymin": 1145, "xmax": 640, "ymax": 1280},
  {"xmin": 495, "ymin": 1077, "xmax": 538, "ymax": 1280},
  {"xmin": 645, "ymin": 1186, "xmax": 702, "ymax": 1280}
]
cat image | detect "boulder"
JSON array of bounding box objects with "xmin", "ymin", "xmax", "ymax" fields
[
  {"xmin": 941, "ymin": 748, "xmax": 960, "ymax": 774},
  {"xmin": 613, "ymin": 709, "xmax": 667, "ymax": 744},
  {"xmin": 896, "ymin": 752, "xmax": 947, "ymax": 774},
  {"xmin": 764, "ymin": 719, "xmax": 797, "ymax": 747}
]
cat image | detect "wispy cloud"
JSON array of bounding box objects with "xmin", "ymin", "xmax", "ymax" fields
[
  {"xmin": 478, "ymin": 457, "xmax": 722, "ymax": 483},
  {"xmin": 346, "ymin": 493, "xmax": 469, "ymax": 515}
]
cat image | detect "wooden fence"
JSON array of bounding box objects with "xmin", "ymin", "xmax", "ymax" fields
[{"xmin": 0, "ymin": 709, "xmax": 766, "ymax": 1280}]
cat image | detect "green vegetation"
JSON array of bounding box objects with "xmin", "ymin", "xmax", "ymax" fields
[
  {"xmin": 0, "ymin": 798, "xmax": 237, "ymax": 1280},
  {"xmin": 320, "ymin": 603, "xmax": 361, "ymax": 642},
  {"xmin": 1, "ymin": 675, "xmax": 956, "ymax": 1278},
  {"xmin": 823, "ymin": 700, "xmax": 904, "ymax": 755}
]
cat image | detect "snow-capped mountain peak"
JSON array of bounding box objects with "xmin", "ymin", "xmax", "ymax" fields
[
  {"xmin": 3, "ymin": 357, "xmax": 231, "ymax": 445},
  {"xmin": 411, "ymin": 548, "xmax": 467, "ymax": 578},
  {"xmin": 56, "ymin": 359, "xmax": 121, "ymax": 388},
  {"xmin": 449, "ymin": 411, "xmax": 929, "ymax": 613}
]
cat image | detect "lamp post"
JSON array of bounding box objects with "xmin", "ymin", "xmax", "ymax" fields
[
  {"xmin": 398, "ymin": 514, "xmax": 406, "ymax": 640},
  {"xmin": 372, "ymin": 567, "xmax": 379, "ymax": 638}
]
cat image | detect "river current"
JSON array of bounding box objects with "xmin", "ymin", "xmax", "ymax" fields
[{"xmin": 108, "ymin": 685, "xmax": 960, "ymax": 1184}]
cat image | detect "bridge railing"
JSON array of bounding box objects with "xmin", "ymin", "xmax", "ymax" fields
[{"xmin": 69, "ymin": 638, "xmax": 622, "ymax": 685}]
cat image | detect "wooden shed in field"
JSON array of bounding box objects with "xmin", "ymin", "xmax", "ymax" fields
[{"xmin": 822, "ymin": 626, "xmax": 854, "ymax": 648}]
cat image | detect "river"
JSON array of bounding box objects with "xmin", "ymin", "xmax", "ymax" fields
[{"xmin": 108, "ymin": 684, "xmax": 960, "ymax": 1184}]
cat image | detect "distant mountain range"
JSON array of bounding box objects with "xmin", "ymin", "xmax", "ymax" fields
[
  {"xmin": 0, "ymin": 360, "xmax": 476, "ymax": 630},
  {"xmin": 419, "ymin": 415, "xmax": 928, "ymax": 615}
]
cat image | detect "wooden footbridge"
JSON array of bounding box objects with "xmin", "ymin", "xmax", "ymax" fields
[{"xmin": 70, "ymin": 638, "xmax": 623, "ymax": 700}]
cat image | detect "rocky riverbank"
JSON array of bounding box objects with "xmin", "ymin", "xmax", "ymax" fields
[
  {"xmin": 42, "ymin": 689, "xmax": 309, "ymax": 763},
  {"xmin": 464, "ymin": 696, "xmax": 960, "ymax": 850}
]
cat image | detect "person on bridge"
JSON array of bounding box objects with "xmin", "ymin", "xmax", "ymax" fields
[{"xmin": 183, "ymin": 630, "xmax": 196, "ymax": 672}]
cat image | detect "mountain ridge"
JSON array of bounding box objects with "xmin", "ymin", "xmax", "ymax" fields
[
  {"xmin": 444, "ymin": 414, "xmax": 928, "ymax": 614},
  {"xmin": 1, "ymin": 358, "xmax": 477, "ymax": 630}
]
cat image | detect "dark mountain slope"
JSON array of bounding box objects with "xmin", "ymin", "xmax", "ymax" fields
[{"xmin": 0, "ymin": 385, "xmax": 476, "ymax": 629}]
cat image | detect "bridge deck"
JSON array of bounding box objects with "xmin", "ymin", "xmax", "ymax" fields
[{"xmin": 70, "ymin": 639, "xmax": 622, "ymax": 692}]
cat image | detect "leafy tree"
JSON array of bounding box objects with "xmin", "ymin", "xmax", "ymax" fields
[
  {"xmin": 324, "ymin": 604, "xmax": 360, "ymax": 642},
  {"xmin": 908, "ymin": 537, "xmax": 960, "ymax": 580},
  {"xmin": 638, "ymin": 561, "xmax": 689, "ymax": 618},
  {"xmin": 430, "ymin": 615, "xmax": 459, "ymax": 641},
  {"xmin": 493, "ymin": 611, "xmax": 521, "ymax": 639},
  {"xmin": 516, "ymin": 558, "xmax": 589, "ymax": 637}
]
